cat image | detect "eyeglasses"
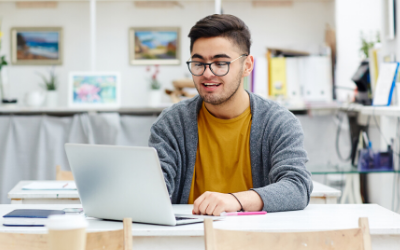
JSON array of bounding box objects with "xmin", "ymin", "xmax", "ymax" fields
[{"xmin": 186, "ymin": 54, "xmax": 248, "ymax": 77}]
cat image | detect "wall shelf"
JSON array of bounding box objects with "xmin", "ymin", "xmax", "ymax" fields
[
  {"xmin": 0, "ymin": 102, "xmax": 341, "ymax": 116},
  {"xmin": 0, "ymin": 106, "xmax": 166, "ymax": 115}
]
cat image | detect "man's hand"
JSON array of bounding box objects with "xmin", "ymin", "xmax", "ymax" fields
[
  {"xmin": 192, "ymin": 192, "xmax": 241, "ymax": 216},
  {"xmin": 192, "ymin": 190, "xmax": 264, "ymax": 216}
]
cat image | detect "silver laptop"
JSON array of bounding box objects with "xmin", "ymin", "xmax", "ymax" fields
[{"xmin": 64, "ymin": 143, "xmax": 204, "ymax": 226}]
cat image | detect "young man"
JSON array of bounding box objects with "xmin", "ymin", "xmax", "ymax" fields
[{"xmin": 149, "ymin": 14, "xmax": 313, "ymax": 216}]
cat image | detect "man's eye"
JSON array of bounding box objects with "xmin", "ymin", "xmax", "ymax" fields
[
  {"xmin": 215, "ymin": 62, "xmax": 226, "ymax": 67},
  {"xmin": 194, "ymin": 63, "xmax": 203, "ymax": 67}
]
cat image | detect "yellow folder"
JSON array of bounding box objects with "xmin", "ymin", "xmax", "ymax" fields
[{"xmin": 269, "ymin": 57, "xmax": 287, "ymax": 97}]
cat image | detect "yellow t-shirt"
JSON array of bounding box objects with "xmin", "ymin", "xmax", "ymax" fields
[{"xmin": 188, "ymin": 102, "xmax": 253, "ymax": 204}]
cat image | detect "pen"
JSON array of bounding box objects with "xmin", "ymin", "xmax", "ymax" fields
[
  {"xmin": 220, "ymin": 211, "xmax": 267, "ymax": 216},
  {"xmin": 62, "ymin": 183, "xmax": 68, "ymax": 188}
]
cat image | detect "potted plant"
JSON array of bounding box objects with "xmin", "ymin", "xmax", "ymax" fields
[
  {"xmin": 147, "ymin": 65, "xmax": 162, "ymax": 107},
  {"xmin": 38, "ymin": 67, "xmax": 58, "ymax": 107}
]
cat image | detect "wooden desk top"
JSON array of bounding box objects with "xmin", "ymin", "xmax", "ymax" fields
[
  {"xmin": 8, "ymin": 181, "xmax": 341, "ymax": 200},
  {"xmin": 0, "ymin": 204, "xmax": 399, "ymax": 236}
]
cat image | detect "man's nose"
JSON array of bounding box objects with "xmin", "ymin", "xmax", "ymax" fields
[{"xmin": 203, "ymin": 64, "xmax": 215, "ymax": 78}]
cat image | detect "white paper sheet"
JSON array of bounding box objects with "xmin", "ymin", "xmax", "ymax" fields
[{"xmin": 22, "ymin": 182, "xmax": 77, "ymax": 190}]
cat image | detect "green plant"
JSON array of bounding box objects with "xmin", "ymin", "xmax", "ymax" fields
[
  {"xmin": 146, "ymin": 65, "xmax": 161, "ymax": 90},
  {"xmin": 0, "ymin": 18, "xmax": 8, "ymax": 71},
  {"xmin": 150, "ymin": 77, "xmax": 161, "ymax": 90},
  {"xmin": 0, "ymin": 55, "xmax": 6, "ymax": 71},
  {"xmin": 38, "ymin": 67, "xmax": 57, "ymax": 91},
  {"xmin": 360, "ymin": 31, "xmax": 380, "ymax": 59}
]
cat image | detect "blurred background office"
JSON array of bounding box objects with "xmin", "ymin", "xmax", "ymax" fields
[{"xmin": 0, "ymin": 0, "xmax": 399, "ymax": 216}]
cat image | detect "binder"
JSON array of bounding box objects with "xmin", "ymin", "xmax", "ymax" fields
[
  {"xmin": 269, "ymin": 57, "xmax": 287, "ymax": 97},
  {"xmin": 253, "ymin": 57, "xmax": 268, "ymax": 98},
  {"xmin": 368, "ymin": 47, "xmax": 381, "ymax": 95},
  {"xmin": 285, "ymin": 57, "xmax": 302, "ymax": 101},
  {"xmin": 299, "ymin": 56, "xmax": 333, "ymax": 102}
]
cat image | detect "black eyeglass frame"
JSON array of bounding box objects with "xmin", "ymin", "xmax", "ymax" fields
[{"xmin": 186, "ymin": 54, "xmax": 248, "ymax": 77}]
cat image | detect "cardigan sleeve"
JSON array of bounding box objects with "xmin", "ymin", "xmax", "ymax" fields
[
  {"xmin": 251, "ymin": 110, "xmax": 313, "ymax": 212},
  {"xmin": 148, "ymin": 119, "xmax": 180, "ymax": 199}
]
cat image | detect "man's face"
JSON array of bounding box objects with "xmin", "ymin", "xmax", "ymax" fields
[{"xmin": 190, "ymin": 37, "xmax": 247, "ymax": 106}]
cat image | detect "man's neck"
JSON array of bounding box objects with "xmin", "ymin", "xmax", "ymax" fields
[{"xmin": 204, "ymin": 90, "xmax": 250, "ymax": 119}]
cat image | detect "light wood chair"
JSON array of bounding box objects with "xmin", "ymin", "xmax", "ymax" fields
[
  {"xmin": 204, "ymin": 217, "xmax": 371, "ymax": 250},
  {"xmin": 0, "ymin": 218, "xmax": 133, "ymax": 250},
  {"xmin": 56, "ymin": 165, "xmax": 74, "ymax": 181}
]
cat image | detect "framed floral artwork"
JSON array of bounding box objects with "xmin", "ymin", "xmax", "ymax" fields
[{"xmin": 68, "ymin": 72, "xmax": 121, "ymax": 108}]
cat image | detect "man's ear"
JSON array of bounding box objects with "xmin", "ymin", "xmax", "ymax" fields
[{"xmin": 242, "ymin": 55, "xmax": 254, "ymax": 77}]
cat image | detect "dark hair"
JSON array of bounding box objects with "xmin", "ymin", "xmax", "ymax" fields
[{"xmin": 188, "ymin": 14, "xmax": 251, "ymax": 54}]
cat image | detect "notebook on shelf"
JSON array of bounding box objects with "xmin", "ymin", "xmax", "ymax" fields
[{"xmin": 2, "ymin": 209, "xmax": 65, "ymax": 227}]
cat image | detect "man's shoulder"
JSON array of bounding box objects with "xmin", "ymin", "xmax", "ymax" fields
[
  {"xmin": 153, "ymin": 95, "xmax": 201, "ymax": 125},
  {"xmin": 250, "ymin": 93, "xmax": 295, "ymax": 120}
]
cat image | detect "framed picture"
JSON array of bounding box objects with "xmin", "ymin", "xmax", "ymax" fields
[
  {"xmin": 68, "ymin": 72, "xmax": 121, "ymax": 108},
  {"xmin": 10, "ymin": 27, "xmax": 63, "ymax": 65},
  {"xmin": 129, "ymin": 27, "xmax": 180, "ymax": 65}
]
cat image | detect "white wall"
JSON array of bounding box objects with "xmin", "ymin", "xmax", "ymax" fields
[
  {"xmin": 0, "ymin": 1, "xmax": 334, "ymax": 107},
  {"xmin": 335, "ymin": 0, "xmax": 382, "ymax": 101}
]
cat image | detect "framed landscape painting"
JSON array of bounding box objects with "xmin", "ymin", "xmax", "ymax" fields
[
  {"xmin": 11, "ymin": 27, "xmax": 63, "ymax": 65},
  {"xmin": 129, "ymin": 27, "xmax": 180, "ymax": 65},
  {"xmin": 68, "ymin": 72, "xmax": 121, "ymax": 108}
]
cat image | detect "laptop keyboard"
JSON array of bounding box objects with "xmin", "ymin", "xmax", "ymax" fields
[{"xmin": 175, "ymin": 217, "xmax": 197, "ymax": 221}]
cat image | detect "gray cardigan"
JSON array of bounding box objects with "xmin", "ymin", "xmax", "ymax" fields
[{"xmin": 148, "ymin": 92, "xmax": 313, "ymax": 212}]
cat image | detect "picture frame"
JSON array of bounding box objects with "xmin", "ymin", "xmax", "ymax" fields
[
  {"xmin": 10, "ymin": 27, "xmax": 63, "ymax": 65},
  {"xmin": 68, "ymin": 72, "xmax": 121, "ymax": 108},
  {"xmin": 129, "ymin": 27, "xmax": 180, "ymax": 65}
]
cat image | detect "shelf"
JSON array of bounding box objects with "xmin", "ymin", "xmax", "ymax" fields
[
  {"xmin": 0, "ymin": 106, "xmax": 167, "ymax": 115},
  {"xmin": 340, "ymin": 104, "xmax": 400, "ymax": 117},
  {"xmin": 308, "ymin": 164, "xmax": 400, "ymax": 175},
  {"xmin": 359, "ymin": 106, "xmax": 400, "ymax": 117},
  {"xmin": 0, "ymin": 102, "xmax": 341, "ymax": 116}
]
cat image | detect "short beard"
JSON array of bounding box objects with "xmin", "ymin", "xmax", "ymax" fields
[{"xmin": 201, "ymin": 69, "xmax": 243, "ymax": 106}]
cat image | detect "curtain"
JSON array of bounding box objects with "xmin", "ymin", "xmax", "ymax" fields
[{"xmin": 0, "ymin": 113, "xmax": 158, "ymax": 204}]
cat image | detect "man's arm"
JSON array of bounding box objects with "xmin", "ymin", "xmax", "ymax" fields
[
  {"xmin": 251, "ymin": 110, "xmax": 312, "ymax": 212},
  {"xmin": 148, "ymin": 121, "xmax": 179, "ymax": 197}
]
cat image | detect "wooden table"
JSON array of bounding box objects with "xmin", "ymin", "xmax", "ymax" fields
[
  {"xmin": 0, "ymin": 204, "xmax": 399, "ymax": 250},
  {"xmin": 310, "ymin": 181, "xmax": 341, "ymax": 204},
  {"xmin": 8, "ymin": 180, "xmax": 341, "ymax": 204}
]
